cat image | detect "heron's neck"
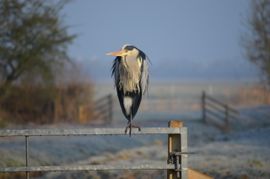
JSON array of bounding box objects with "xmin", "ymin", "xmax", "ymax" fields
[
  {"xmin": 123, "ymin": 56, "xmax": 140, "ymax": 69},
  {"xmin": 120, "ymin": 56, "xmax": 141, "ymax": 93}
]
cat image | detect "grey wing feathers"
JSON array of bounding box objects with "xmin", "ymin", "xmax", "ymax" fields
[
  {"xmin": 140, "ymin": 58, "xmax": 149, "ymax": 94},
  {"xmin": 111, "ymin": 57, "xmax": 120, "ymax": 87}
]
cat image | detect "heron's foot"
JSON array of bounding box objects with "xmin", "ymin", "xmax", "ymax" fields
[{"xmin": 124, "ymin": 122, "xmax": 141, "ymax": 136}]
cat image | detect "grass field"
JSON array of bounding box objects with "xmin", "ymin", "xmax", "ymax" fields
[{"xmin": 1, "ymin": 80, "xmax": 270, "ymax": 179}]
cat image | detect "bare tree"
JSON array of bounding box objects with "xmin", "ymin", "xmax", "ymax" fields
[
  {"xmin": 0, "ymin": 0, "xmax": 75, "ymax": 95},
  {"xmin": 244, "ymin": 0, "xmax": 270, "ymax": 86}
]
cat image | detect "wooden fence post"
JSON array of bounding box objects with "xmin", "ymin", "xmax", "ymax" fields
[
  {"xmin": 167, "ymin": 120, "xmax": 188, "ymax": 179},
  {"xmin": 202, "ymin": 91, "xmax": 206, "ymax": 123}
]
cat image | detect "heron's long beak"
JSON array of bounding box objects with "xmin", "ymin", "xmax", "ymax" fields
[{"xmin": 106, "ymin": 49, "xmax": 127, "ymax": 57}]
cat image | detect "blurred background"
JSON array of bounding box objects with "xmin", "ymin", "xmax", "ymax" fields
[{"xmin": 0, "ymin": 0, "xmax": 270, "ymax": 178}]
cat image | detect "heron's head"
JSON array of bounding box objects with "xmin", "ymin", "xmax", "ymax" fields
[{"xmin": 106, "ymin": 44, "xmax": 140, "ymax": 58}]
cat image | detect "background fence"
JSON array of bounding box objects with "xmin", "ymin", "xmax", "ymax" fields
[
  {"xmin": 93, "ymin": 94, "xmax": 113, "ymax": 123},
  {"xmin": 201, "ymin": 91, "xmax": 238, "ymax": 131},
  {"xmin": 79, "ymin": 94, "xmax": 113, "ymax": 124}
]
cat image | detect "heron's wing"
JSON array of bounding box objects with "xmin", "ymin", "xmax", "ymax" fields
[
  {"xmin": 140, "ymin": 58, "xmax": 149, "ymax": 94},
  {"xmin": 111, "ymin": 57, "xmax": 121, "ymax": 87}
]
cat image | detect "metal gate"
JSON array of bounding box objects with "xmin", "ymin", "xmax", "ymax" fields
[{"xmin": 0, "ymin": 120, "xmax": 188, "ymax": 179}]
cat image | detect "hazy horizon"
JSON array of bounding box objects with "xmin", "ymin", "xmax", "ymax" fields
[{"xmin": 63, "ymin": 0, "xmax": 260, "ymax": 82}]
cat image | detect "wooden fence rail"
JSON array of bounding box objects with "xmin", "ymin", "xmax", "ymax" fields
[
  {"xmin": 201, "ymin": 91, "xmax": 238, "ymax": 131},
  {"xmin": 0, "ymin": 120, "xmax": 189, "ymax": 179}
]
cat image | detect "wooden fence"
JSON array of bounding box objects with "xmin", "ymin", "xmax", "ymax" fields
[
  {"xmin": 201, "ymin": 91, "xmax": 238, "ymax": 131},
  {"xmin": 79, "ymin": 94, "xmax": 113, "ymax": 124},
  {"xmin": 93, "ymin": 94, "xmax": 113, "ymax": 123},
  {"xmin": 0, "ymin": 120, "xmax": 199, "ymax": 179}
]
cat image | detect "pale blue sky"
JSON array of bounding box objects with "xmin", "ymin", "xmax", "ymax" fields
[{"xmin": 63, "ymin": 0, "xmax": 258, "ymax": 81}]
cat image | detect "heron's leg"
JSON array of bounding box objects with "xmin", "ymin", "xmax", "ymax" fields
[
  {"xmin": 124, "ymin": 121, "xmax": 141, "ymax": 133},
  {"xmin": 124, "ymin": 114, "xmax": 130, "ymax": 134},
  {"xmin": 124, "ymin": 120, "xmax": 131, "ymax": 135},
  {"xmin": 130, "ymin": 123, "xmax": 141, "ymax": 131},
  {"xmin": 129, "ymin": 121, "xmax": 132, "ymax": 137},
  {"xmin": 124, "ymin": 116, "xmax": 141, "ymax": 136},
  {"xmin": 129, "ymin": 115, "xmax": 133, "ymax": 136},
  {"xmin": 124, "ymin": 119, "xmax": 132, "ymax": 136}
]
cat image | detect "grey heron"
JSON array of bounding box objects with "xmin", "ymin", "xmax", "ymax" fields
[{"xmin": 107, "ymin": 44, "xmax": 149, "ymax": 136}]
